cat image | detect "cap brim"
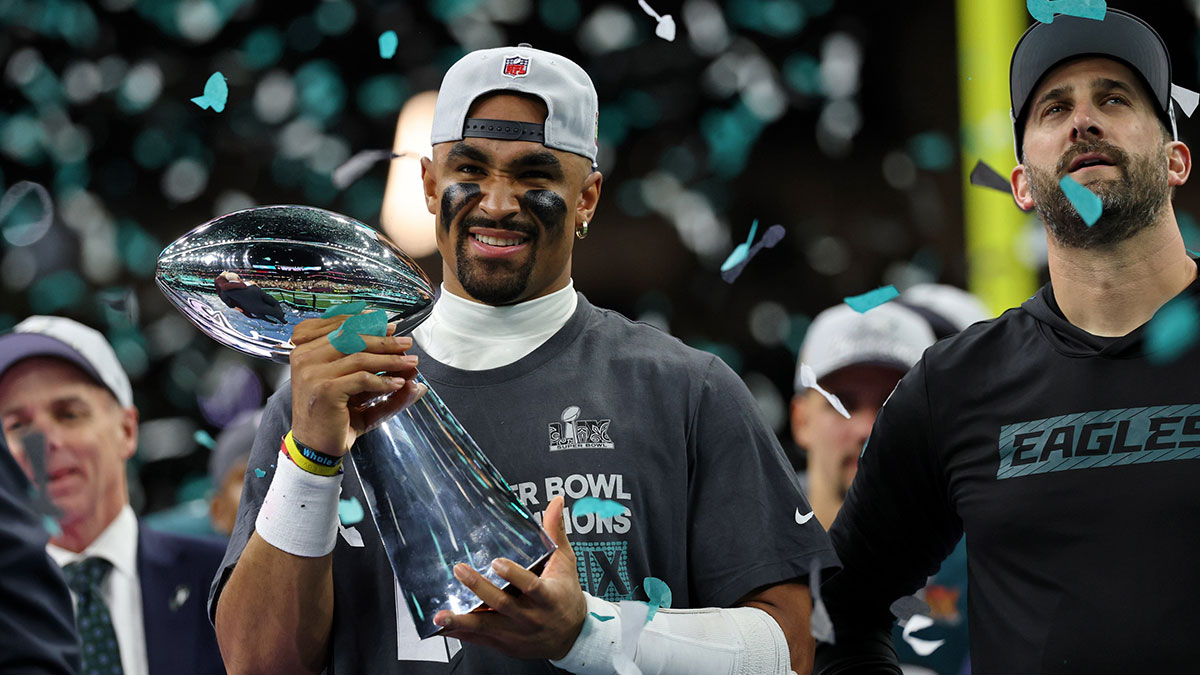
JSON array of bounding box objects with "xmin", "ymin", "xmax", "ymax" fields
[
  {"xmin": 811, "ymin": 355, "xmax": 911, "ymax": 383},
  {"xmin": 0, "ymin": 333, "xmax": 110, "ymax": 393}
]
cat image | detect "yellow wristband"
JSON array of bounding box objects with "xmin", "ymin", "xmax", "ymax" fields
[{"xmin": 283, "ymin": 431, "xmax": 343, "ymax": 477}]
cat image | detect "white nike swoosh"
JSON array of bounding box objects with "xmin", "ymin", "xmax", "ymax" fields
[{"xmin": 795, "ymin": 509, "xmax": 815, "ymax": 525}]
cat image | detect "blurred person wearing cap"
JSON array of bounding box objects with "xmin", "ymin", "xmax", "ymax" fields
[
  {"xmin": 794, "ymin": 297, "xmax": 986, "ymax": 675},
  {"xmin": 207, "ymin": 409, "xmax": 262, "ymax": 537},
  {"xmin": 143, "ymin": 409, "xmax": 264, "ymax": 539},
  {"xmin": 815, "ymin": 8, "xmax": 1200, "ymax": 674},
  {"xmin": 0, "ymin": 316, "xmax": 227, "ymax": 675},
  {"xmin": 790, "ymin": 303, "xmax": 937, "ymax": 530},
  {"xmin": 212, "ymin": 44, "xmax": 836, "ymax": 675}
]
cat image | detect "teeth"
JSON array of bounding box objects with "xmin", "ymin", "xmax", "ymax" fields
[{"xmin": 474, "ymin": 234, "xmax": 524, "ymax": 247}]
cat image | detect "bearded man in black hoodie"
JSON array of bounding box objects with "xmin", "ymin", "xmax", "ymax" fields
[{"xmin": 815, "ymin": 10, "xmax": 1200, "ymax": 675}]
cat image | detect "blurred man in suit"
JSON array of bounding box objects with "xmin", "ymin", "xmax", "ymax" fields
[{"xmin": 0, "ymin": 316, "xmax": 226, "ymax": 675}]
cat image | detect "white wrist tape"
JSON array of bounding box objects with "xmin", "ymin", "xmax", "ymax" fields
[
  {"xmin": 551, "ymin": 593, "xmax": 792, "ymax": 675},
  {"xmin": 255, "ymin": 453, "xmax": 343, "ymax": 557}
]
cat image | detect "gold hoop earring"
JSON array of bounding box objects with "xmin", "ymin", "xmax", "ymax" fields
[{"xmin": 575, "ymin": 221, "xmax": 589, "ymax": 240}]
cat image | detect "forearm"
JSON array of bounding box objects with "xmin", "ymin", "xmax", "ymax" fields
[
  {"xmin": 215, "ymin": 533, "xmax": 334, "ymax": 674},
  {"xmin": 551, "ymin": 593, "xmax": 796, "ymax": 675},
  {"xmin": 215, "ymin": 453, "xmax": 343, "ymax": 674},
  {"xmin": 738, "ymin": 582, "xmax": 812, "ymax": 673}
]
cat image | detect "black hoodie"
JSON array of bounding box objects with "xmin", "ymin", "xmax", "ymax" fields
[{"xmin": 816, "ymin": 267, "xmax": 1200, "ymax": 674}]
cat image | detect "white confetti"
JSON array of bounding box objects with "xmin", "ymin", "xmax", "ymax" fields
[
  {"xmin": 901, "ymin": 614, "xmax": 945, "ymax": 657},
  {"xmin": 798, "ymin": 363, "xmax": 851, "ymax": 419},
  {"xmin": 332, "ymin": 149, "xmax": 409, "ymax": 189},
  {"xmin": 339, "ymin": 524, "xmax": 364, "ymax": 547},
  {"xmin": 613, "ymin": 600, "xmax": 650, "ymax": 675},
  {"xmin": 1172, "ymin": 84, "xmax": 1200, "ymax": 118},
  {"xmin": 637, "ymin": 0, "xmax": 676, "ymax": 41},
  {"xmin": 809, "ymin": 557, "xmax": 835, "ymax": 644}
]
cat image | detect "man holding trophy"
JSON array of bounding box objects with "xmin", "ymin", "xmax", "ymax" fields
[{"xmin": 208, "ymin": 44, "xmax": 836, "ymax": 674}]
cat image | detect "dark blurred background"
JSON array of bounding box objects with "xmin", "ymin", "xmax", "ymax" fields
[{"xmin": 2, "ymin": 0, "xmax": 1199, "ymax": 515}]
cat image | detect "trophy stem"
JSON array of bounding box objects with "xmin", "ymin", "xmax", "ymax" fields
[{"xmin": 348, "ymin": 372, "xmax": 556, "ymax": 638}]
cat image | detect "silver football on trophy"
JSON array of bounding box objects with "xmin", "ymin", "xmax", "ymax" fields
[
  {"xmin": 155, "ymin": 205, "xmax": 435, "ymax": 363},
  {"xmin": 156, "ymin": 205, "xmax": 555, "ymax": 637}
]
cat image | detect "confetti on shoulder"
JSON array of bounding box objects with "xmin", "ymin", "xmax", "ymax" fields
[
  {"xmin": 191, "ymin": 72, "xmax": 228, "ymax": 112},
  {"xmin": 844, "ymin": 285, "xmax": 899, "ymax": 313},
  {"xmin": 254, "ymin": 468, "xmax": 266, "ymax": 478},
  {"xmin": 1146, "ymin": 295, "xmax": 1200, "ymax": 364}
]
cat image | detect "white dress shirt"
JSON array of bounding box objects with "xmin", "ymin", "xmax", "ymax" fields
[
  {"xmin": 412, "ymin": 281, "xmax": 577, "ymax": 370},
  {"xmin": 49, "ymin": 504, "xmax": 149, "ymax": 675}
]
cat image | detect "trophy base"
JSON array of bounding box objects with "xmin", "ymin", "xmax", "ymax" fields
[{"xmin": 429, "ymin": 547, "xmax": 555, "ymax": 636}]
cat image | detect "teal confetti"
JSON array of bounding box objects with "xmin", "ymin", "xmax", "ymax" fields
[
  {"xmin": 193, "ymin": 429, "xmax": 215, "ymax": 450},
  {"xmin": 1026, "ymin": 0, "xmax": 1106, "ymax": 24},
  {"xmin": 721, "ymin": 219, "xmax": 759, "ymax": 272},
  {"xmin": 844, "ymin": 285, "xmax": 900, "ymax": 313},
  {"xmin": 338, "ymin": 496, "xmax": 365, "ymax": 525},
  {"xmin": 42, "ymin": 514, "xmax": 61, "ymax": 537},
  {"xmin": 1059, "ymin": 175, "xmax": 1103, "ymax": 226},
  {"xmin": 590, "ymin": 612, "xmax": 616, "ymax": 622},
  {"xmin": 643, "ymin": 577, "xmax": 672, "ymax": 622},
  {"xmin": 573, "ymin": 497, "xmax": 626, "ymax": 518},
  {"xmin": 429, "ymin": 525, "xmax": 453, "ymax": 578},
  {"xmin": 329, "ymin": 310, "xmax": 387, "ymax": 355},
  {"xmin": 328, "ymin": 325, "xmax": 366, "ymax": 354},
  {"xmin": 378, "ymin": 30, "xmax": 398, "ymax": 59},
  {"xmin": 721, "ymin": 224, "xmax": 786, "ymax": 283},
  {"xmin": 412, "ymin": 592, "xmax": 424, "ymax": 621},
  {"xmin": 1146, "ymin": 296, "xmax": 1200, "ymax": 364},
  {"xmin": 190, "ymin": 72, "xmax": 228, "ymax": 113},
  {"xmin": 322, "ymin": 300, "xmax": 367, "ymax": 318},
  {"xmin": 253, "ymin": 468, "xmax": 266, "ymax": 478}
]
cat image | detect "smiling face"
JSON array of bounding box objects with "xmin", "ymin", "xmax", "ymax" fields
[
  {"xmin": 1012, "ymin": 58, "xmax": 1191, "ymax": 248},
  {"xmin": 421, "ymin": 93, "xmax": 602, "ymax": 305},
  {"xmin": 0, "ymin": 357, "xmax": 137, "ymax": 550}
]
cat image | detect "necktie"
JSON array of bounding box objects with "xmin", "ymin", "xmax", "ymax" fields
[{"xmin": 62, "ymin": 557, "xmax": 125, "ymax": 675}]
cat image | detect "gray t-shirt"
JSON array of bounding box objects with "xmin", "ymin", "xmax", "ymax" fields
[{"xmin": 210, "ymin": 294, "xmax": 837, "ymax": 673}]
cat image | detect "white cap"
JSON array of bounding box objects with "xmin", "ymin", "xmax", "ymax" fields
[
  {"xmin": 796, "ymin": 303, "xmax": 937, "ymax": 389},
  {"xmin": 0, "ymin": 316, "xmax": 133, "ymax": 408},
  {"xmin": 901, "ymin": 283, "xmax": 991, "ymax": 333},
  {"xmin": 431, "ymin": 44, "xmax": 599, "ymax": 163}
]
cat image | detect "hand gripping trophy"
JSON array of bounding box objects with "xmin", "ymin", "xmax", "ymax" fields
[{"xmin": 156, "ymin": 204, "xmax": 555, "ymax": 638}]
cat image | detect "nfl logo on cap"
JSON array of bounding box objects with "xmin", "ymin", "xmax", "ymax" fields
[{"xmin": 502, "ymin": 55, "xmax": 529, "ymax": 78}]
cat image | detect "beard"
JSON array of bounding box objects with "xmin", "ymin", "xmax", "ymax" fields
[
  {"xmin": 1026, "ymin": 139, "xmax": 1170, "ymax": 249},
  {"xmin": 453, "ymin": 215, "xmax": 541, "ymax": 305}
]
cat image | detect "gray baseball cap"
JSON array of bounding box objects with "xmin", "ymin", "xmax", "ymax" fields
[
  {"xmin": 1010, "ymin": 9, "xmax": 1175, "ymax": 161},
  {"xmin": 431, "ymin": 44, "xmax": 599, "ymax": 163},
  {"xmin": 208, "ymin": 408, "xmax": 263, "ymax": 486},
  {"xmin": 0, "ymin": 316, "xmax": 133, "ymax": 408}
]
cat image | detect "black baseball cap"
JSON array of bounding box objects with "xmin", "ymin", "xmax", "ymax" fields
[{"xmin": 1010, "ymin": 8, "xmax": 1175, "ymax": 161}]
